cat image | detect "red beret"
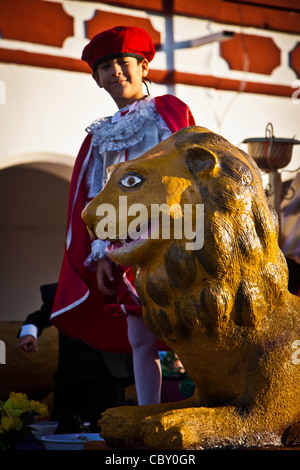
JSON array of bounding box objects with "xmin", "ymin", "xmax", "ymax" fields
[{"xmin": 82, "ymin": 26, "xmax": 156, "ymax": 72}]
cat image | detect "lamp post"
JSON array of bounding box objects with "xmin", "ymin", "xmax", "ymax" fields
[{"xmin": 242, "ymin": 123, "xmax": 300, "ymax": 241}]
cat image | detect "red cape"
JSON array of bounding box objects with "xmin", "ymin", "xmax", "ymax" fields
[{"xmin": 51, "ymin": 95, "xmax": 195, "ymax": 352}]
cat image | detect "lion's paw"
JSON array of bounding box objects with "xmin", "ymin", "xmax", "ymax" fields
[
  {"xmin": 140, "ymin": 409, "xmax": 199, "ymax": 450},
  {"xmin": 140, "ymin": 407, "xmax": 248, "ymax": 450},
  {"xmin": 99, "ymin": 406, "xmax": 145, "ymax": 449}
]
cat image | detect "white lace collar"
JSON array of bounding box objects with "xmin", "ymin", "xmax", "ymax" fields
[{"xmin": 86, "ymin": 96, "xmax": 158, "ymax": 152}]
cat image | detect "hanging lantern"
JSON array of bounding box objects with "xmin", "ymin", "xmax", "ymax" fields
[{"xmin": 242, "ymin": 122, "xmax": 300, "ymax": 172}]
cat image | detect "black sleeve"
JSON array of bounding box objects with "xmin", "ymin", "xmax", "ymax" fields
[{"xmin": 20, "ymin": 283, "xmax": 58, "ymax": 336}]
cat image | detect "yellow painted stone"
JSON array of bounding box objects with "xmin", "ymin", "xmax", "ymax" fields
[{"xmin": 82, "ymin": 126, "xmax": 300, "ymax": 450}]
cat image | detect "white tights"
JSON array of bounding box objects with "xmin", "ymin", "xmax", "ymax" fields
[{"xmin": 126, "ymin": 314, "xmax": 161, "ymax": 406}]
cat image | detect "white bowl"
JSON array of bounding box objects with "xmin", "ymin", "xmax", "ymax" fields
[
  {"xmin": 40, "ymin": 433, "xmax": 103, "ymax": 450},
  {"xmin": 29, "ymin": 421, "xmax": 91, "ymax": 438},
  {"xmin": 29, "ymin": 421, "xmax": 59, "ymax": 438}
]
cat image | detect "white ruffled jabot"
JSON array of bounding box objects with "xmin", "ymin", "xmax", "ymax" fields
[{"xmin": 86, "ymin": 97, "xmax": 159, "ymax": 152}]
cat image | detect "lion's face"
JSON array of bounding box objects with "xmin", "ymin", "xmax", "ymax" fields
[
  {"xmin": 83, "ymin": 130, "xmax": 211, "ymax": 266},
  {"xmin": 82, "ymin": 126, "xmax": 289, "ymax": 332}
]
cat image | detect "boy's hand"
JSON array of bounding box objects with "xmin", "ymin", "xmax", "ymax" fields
[
  {"xmin": 96, "ymin": 257, "xmax": 115, "ymax": 296},
  {"xmin": 14, "ymin": 335, "xmax": 38, "ymax": 352}
]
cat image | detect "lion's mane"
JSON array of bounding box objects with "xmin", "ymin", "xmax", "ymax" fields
[{"xmin": 139, "ymin": 129, "xmax": 289, "ymax": 339}]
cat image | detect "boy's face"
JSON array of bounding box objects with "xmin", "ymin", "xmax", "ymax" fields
[{"xmin": 93, "ymin": 57, "xmax": 149, "ymax": 109}]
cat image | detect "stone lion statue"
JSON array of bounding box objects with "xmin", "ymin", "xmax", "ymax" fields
[{"xmin": 82, "ymin": 126, "xmax": 300, "ymax": 450}]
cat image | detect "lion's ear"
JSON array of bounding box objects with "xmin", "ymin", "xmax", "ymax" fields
[{"xmin": 185, "ymin": 146, "xmax": 218, "ymax": 178}]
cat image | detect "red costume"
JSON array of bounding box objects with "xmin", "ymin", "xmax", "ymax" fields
[
  {"xmin": 51, "ymin": 26, "xmax": 195, "ymax": 352},
  {"xmin": 51, "ymin": 95, "xmax": 195, "ymax": 352}
]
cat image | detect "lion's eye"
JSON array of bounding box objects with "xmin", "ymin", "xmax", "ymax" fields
[{"xmin": 119, "ymin": 173, "xmax": 144, "ymax": 188}]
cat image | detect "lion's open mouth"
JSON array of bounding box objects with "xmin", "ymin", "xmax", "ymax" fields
[
  {"xmin": 107, "ymin": 235, "xmax": 137, "ymax": 252},
  {"xmin": 106, "ymin": 220, "xmax": 156, "ymax": 255}
]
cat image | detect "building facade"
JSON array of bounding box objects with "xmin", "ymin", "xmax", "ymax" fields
[{"xmin": 0, "ymin": 0, "xmax": 299, "ymax": 320}]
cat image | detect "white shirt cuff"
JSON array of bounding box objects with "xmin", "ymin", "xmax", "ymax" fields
[
  {"xmin": 84, "ymin": 239, "xmax": 110, "ymax": 270},
  {"xmin": 20, "ymin": 324, "xmax": 38, "ymax": 339}
]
